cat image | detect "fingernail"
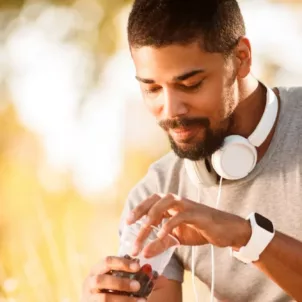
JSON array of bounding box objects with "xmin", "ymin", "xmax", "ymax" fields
[
  {"xmin": 130, "ymin": 262, "xmax": 140, "ymax": 271},
  {"xmin": 127, "ymin": 212, "xmax": 135, "ymax": 224},
  {"xmin": 130, "ymin": 280, "xmax": 140, "ymax": 291},
  {"xmin": 143, "ymin": 252, "xmax": 152, "ymax": 259},
  {"xmin": 137, "ymin": 299, "xmax": 146, "ymax": 302},
  {"xmin": 132, "ymin": 244, "xmax": 141, "ymax": 256}
]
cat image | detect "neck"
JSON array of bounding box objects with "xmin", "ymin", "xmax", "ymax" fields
[{"xmin": 229, "ymin": 75, "xmax": 278, "ymax": 162}]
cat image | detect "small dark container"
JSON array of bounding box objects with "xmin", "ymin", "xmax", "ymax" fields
[{"xmin": 100, "ymin": 255, "xmax": 159, "ymax": 298}]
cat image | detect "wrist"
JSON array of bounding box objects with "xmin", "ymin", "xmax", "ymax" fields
[{"xmin": 232, "ymin": 218, "xmax": 252, "ymax": 251}]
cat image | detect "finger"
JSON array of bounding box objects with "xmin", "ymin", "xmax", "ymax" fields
[
  {"xmin": 146, "ymin": 193, "xmax": 182, "ymax": 227},
  {"xmin": 157, "ymin": 212, "xmax": 191, "ymax": 240},
  {"xmin": 142, "ymin": 238, "xmax": 172, "ymax": 258},
  {"xmin": 99, "ymin": 256, "xmax": 140, "ymax": 273},
  {"xmin": 87, "ymin": 294, "xmax": 103, "ymax": 302},
  {"xmin": 88, "ymin": 293, "xmax": 146, "ymax": 302},
  {"xmin": 132, "ymin": 194, "xmax": 181, "ymax": 255},
  {"xmin": 142, "ymin": 232, "xmax": 180, "ymax": 258},
  {"xmin": 127, "ymin": 194, "xmax": 161, "ymax": 224},
  {"xmin": 90, "ymin": 259, "xmax": 111, "ymax": 276},
  {"xmin": 89, "ymin": 274, "xmax": 141, "ymax": 294},
  {"xmin": 131, "ymin": 224, "xmax": 153, "ymax": 256}
]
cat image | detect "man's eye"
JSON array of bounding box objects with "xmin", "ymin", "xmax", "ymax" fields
[
  {"xmin": 144, "ymin": 87, "xmax": 161, "ymax": 94},
  {"xmin": 181, "ymin": 81, "xmax": 203, "ymax": 91}
]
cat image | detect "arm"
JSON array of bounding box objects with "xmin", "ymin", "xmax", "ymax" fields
[
  {"xmin": 236, "ymin": 227, "xmax": 302, "ymax": 301},
  {"xmin": 149, "ymin": 279, "xmax": 182, "ymax": 302},
  {"xmin": 118, "ymin": 167, "xmax": 185, "ymax": 302},
  {"xmin": 127, "ymin": 193, "xmax": 302, "ymax": 300},
  {"xmin": 254, "ymin": 232, "xmax": 302, "ymax": 300}
]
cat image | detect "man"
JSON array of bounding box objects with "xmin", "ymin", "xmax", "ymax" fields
[{"xmin": 82, "ymin": 0, "xmax": 302, "ymax": 301}]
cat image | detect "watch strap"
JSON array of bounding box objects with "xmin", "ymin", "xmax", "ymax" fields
[{"xmin": 231, "ymin": 212, "xmax": 275, "ymax": 264}]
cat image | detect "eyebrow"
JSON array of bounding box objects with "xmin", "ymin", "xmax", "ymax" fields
[{"xmin": 135, "ymin": 69, "xmax": 205, "ymax": 84}]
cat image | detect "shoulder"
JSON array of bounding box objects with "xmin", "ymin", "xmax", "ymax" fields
[
  {"xmin": 120, "ymin": 152, "xmax": 184, "ymax": 217},
  {"xmin": 276, "ymin": 86, "xmax": 302, "ymax": 126},
  {"xmin": 277, "ymin": 86, "xmax": 302, "ymax": 108},
  {"xmin": 129, "ymin": 151, "xmax": 184, "ymax": 201},
  {"xmin": 119, "ymin": 151, "xmax": 186, "ymax": 232},
  {"xmin": 277, "ymin": 86, "xmax": 302, "ymax": 96},
  {"xmin": 149, "ymin": 151, "xmax": 184, "ymax": 187}
]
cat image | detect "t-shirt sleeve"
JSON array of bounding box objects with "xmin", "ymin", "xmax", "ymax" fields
[
  {"xmin": 161, "ymin": 252, "xmax": 184, "ymax": 283},
  {"xmin": 118, "ymin": 165, "xmax": 184, "ymax": 283}
]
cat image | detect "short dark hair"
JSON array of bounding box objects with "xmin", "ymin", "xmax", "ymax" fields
[{"xmin": 127, "ymin": 0, "xmax": 246, "ymax": 55}]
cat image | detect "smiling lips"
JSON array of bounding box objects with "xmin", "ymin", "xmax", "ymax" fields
[{"xmin": 169, "ymin": 125, "xmax": 205, "ymax": 143}]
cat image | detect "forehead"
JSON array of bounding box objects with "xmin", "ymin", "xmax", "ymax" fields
[{"xmin": 131, "ymin": 43, "xmax": 225, "ymax": 80}]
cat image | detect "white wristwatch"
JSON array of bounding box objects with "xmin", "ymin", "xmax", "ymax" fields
[{"xmin": 231, "ymin": 212, "xmax": 275, "ymax": 264}]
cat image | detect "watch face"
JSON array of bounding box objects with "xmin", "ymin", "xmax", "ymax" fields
[{"xmin": 255, "ymin": 213, "xmax": 274, "ymax": 233}]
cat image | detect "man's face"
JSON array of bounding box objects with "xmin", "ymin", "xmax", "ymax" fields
[{"xmin": 131, "ymin": 42, "xmax": 239, "ymax": 160}]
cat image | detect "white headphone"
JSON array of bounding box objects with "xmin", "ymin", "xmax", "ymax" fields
[{"xmin": 185, "ymin": 86, "xmax": 279, "ymax": 187}]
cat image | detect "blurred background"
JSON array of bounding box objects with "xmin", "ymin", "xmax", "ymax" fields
[{"xmin": 0, "ymin": 0, "xmax": 301, "ymax": 301}]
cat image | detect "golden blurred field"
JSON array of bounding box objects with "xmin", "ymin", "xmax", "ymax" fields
[
  {"xmin": 0, "ymin": 0, "xmax": 301, "ymax": 301},
  {"xmin": 0, "ymin": 103, "xmax": 208, "ymax": 301}
]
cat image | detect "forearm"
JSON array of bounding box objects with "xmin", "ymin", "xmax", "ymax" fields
[
  {"xmin": 148, "ymin": 280, "xmax": 182, "ymax": 302},
  {"xmin": 254, "ymin": 231, "xmax": 302, "ymax": 300},
  {"xmin": 149, "ymin": 290, "xmax": 182, "ymax": 302}
]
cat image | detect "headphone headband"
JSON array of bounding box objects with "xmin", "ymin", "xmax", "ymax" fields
[
  {"xmin": 248, "ymin": 87, "xmax": 278, "ymax": 147},
  {"xmin": 184, "ymin": 86, "xmax": 279, "ymax": 186}
]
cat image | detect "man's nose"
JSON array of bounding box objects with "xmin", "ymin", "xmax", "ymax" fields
[{"xmin": 161, "ymin": 89, "xmax": 188, "ymax": 119}]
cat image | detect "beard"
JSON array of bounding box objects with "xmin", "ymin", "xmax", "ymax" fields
[{"xmin": 159, "ymin": 116, "xmax": 233, "ymax": 161}]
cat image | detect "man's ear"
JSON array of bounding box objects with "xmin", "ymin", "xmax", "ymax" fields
[{"xmin": 235, "ymin": 37, "xmax": 252, "ymax": 79}]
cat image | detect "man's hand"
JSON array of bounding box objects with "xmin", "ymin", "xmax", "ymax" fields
[
  {"xmin": 81, "ymin": 256, "xmax": 147, "ymax": 302},
  {"xmin": 126, "ymin": 193, "xmax": 252, "ymax": 257}
]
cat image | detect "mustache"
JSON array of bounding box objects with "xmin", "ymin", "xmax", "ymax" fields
[{"xmin": 158, "ymin": 117, "xmax": 210, "ymax": 131}]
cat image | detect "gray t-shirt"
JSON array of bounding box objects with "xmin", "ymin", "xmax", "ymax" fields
[{"xmin": 119, "ymin": 87, "xmax": 302, "ymax": 301}]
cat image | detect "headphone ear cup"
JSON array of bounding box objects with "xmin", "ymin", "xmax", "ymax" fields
[
  {"xmin": 184, "ymin": 86, "xmax": 278, "ymax": 184},
  {"xmin": 184, "ymin": 158, "xmax": 218, "ymax": 187},
  {"xmin": 211, "ymin": 135, "xmax": 257, "ymax": 180}
]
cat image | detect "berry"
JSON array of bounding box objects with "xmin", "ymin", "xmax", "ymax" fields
[{"xmin": 140, "ymin": 264, "xmax": 152, "ymax": 278}]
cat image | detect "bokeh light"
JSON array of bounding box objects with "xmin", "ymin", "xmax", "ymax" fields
[{"xmin": 0, "ymin": 0, "xmax": 301, "ymax": 301}]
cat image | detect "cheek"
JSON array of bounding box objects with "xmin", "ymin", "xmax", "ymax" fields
[
  {"xmin": 144, "ymin": 97, "xmax": 161, "ymax": 118},
  {"xmin": 222, "ymin": 85, "xmax": 238, "ymax": 116},
  {"xmin": 192, "ymin": 86, "xmax": 224, "ymax": 120},
  {"xmin": 193, "ymin": 75, "xmax": 236, "ymax": 122},
  {"xmin": 139, "ymin": 86, "xmax": 158, "ymax": 116}
]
